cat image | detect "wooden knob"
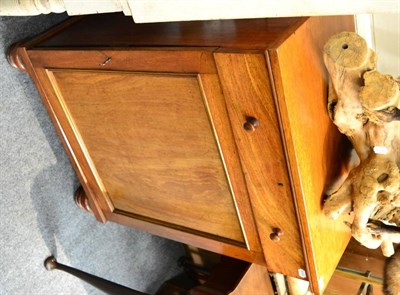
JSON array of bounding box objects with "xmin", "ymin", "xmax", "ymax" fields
[
  {"xmin": 270, "ymin": 228, "xmax": 284, "ymax": 241},
  {"xmin": 44, "ymin": 256, "xmax": 58, "ymax": 271},
  {"xmin": 74, "ymin": 186, "xmax": 92, "ymax": 213},
  {"xmin": 7, "ymin": 42, "xmax": 26, "ymax": 72},
  {"xmin": 243, "ymin": 117, "xmax": 259, "ymax": 132}
]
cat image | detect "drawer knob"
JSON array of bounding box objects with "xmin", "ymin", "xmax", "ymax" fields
[
  {"xmin": 269, "ymin": 228, "xmax": 284, "ymax": 241},
  {"xmin": 243, "ymin": 117, "xmax": 259, "ymax": 132}
]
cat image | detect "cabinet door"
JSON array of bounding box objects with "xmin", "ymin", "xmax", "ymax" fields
[{"xmin": 26, "ymin": 48, "xmax": 263, "ymax": 263}]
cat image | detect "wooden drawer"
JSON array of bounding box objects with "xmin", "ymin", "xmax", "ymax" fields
[{"xmin": 11, "ymin": 14, "xmax": 354, "ymax": 294}]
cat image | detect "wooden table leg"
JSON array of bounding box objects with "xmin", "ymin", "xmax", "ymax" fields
[{"xmin": 44, "ymin": 256, "xmax": 147, "ymax": 295}]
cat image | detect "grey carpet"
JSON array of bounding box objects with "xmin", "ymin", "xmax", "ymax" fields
[{"xmin": 0, "ymin": 14, "xmax": 184, "ymax": 295}]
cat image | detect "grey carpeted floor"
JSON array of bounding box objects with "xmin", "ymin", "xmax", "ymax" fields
[{"xmin": 0, "ymin": 14, "xmax": 184, "ymax": 295}]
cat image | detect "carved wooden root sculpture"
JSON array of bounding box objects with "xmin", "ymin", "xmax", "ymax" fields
[{"xmin": 323, "ymin": 32, "xmax": 400, "ymax": 257}]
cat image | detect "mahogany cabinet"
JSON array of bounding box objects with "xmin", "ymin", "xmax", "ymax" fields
[{"xmin": 10, "ymin": 13, "xmax": 354, "ymax": 294}]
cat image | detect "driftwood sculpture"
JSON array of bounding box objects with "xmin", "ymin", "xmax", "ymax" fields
[{"xmin": 323, "ymin": 32, "xmax": 400, "ymax": 257}]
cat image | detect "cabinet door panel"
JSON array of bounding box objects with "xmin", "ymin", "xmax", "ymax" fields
[{"xmin": 48, "ymin": 69, "xmax": 245, "ymax": 244}]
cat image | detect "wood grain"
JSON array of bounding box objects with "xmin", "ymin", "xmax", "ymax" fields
[
  {"xmin": 7, "ymin": 42, "xmax": 26, "ymax": 72},
  {"xmin": 268, "ymin": 16, "xmax": 355, "ymax": 294},
  {"xmin": 48, "ymin": 69, "xmax": 244, "ymax": 243},
  {"xmin": 325, "ymin": 239, "xmax": 385, "ymax": 295},
  {"xmin": 108, "ymin": 207, "xmax": 266, "ymax": 264},
  {"xmin": 28, "ymin": 49, "xmax": 218, "ymax": 74},
  {"xmin": 20, "ymin": 43, "xmax": 266, "ymax": 263},
  {"xmin": 215, "ymin": 52, "xmax": 305, "ymax": 277},
  {"xmin": 36, "ymin": 13, "xmax": 304, "ymax": 50},
  {"xmin": 197, "ymin": 74, "xmax": 262, "ymax": 253},
  {"xmin": 29, "ymin": 66, "xmax": 110, "ymax": 221},
  {"xmin": 325, "ymin": 275, "xmax": 383, "ymax": 295},
  {"xmin": 230, "ymin": 263, "xmax": 274, "ymax": 295},
  {"xmin": 339, "ymin": 239, "xmax": 386, "ymax": 276},
  {"xmin": 14, "ymin": 14, "xmax": 361, "ymax": 289}
]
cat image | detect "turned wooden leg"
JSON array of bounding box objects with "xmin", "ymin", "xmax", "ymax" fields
[
  {"xmin": 7, "ymin": 43, "xmax": 26, "ymax": 72},
  {"xmin": 74, "ymin": 186, "xmax": 92, "ymax": 213},
  {"xmin": 44, "ymin": 256, "xmax": 147, "ymax": 295}
]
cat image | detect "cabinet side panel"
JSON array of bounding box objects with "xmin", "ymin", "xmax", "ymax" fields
[
  {"xmin": 269, "ymin": 16, "xmax": 354, "ymax": 294},
  {"xmin": 215, "ymin": 52, "xmax": 305, "ymax": 278}
]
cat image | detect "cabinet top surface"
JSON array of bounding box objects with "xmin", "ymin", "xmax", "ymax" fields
[{"xmin": 34, "ymin": 13, "xmax": 305, "ymax": 50}]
